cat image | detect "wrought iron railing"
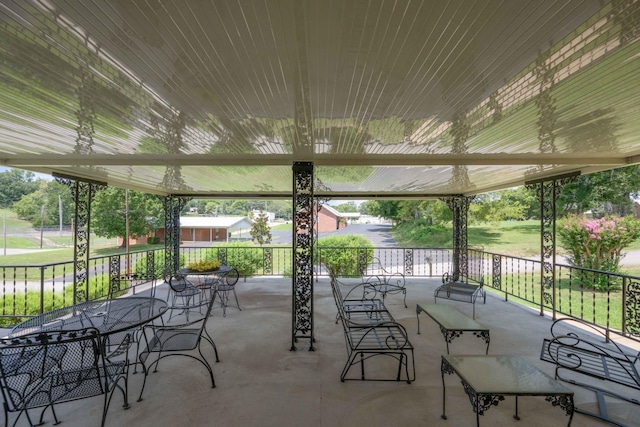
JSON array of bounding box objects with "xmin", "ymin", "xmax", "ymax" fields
[{"xmin": 1, "ymin": 245, "xmax": 639, "ymax": 342}]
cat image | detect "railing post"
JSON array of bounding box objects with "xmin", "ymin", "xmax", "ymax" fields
[
  {"xmin": 55, "ymin": 176, "xmax": 105, "ymax": 304},
  {"xmin": 263, "ymin": 247, "xmax": 273, "ymax": 275},
  {"xmin": 492, "ymin": 254, "xmax": 503, "ymax": 298},
  {"xmin": 39, "ymin": 266, "xmax": 45, "ymax": 315},
  {"xmin": 404, "ymin": 248, "xmax": 413, "ymax": 277},
  {"xmin": 292, "ymin": 161, "xmax": 314, "ymax": 351},
  {"xmin": 526, "ymin": 173, "xmax": 577, "ymax": 319},
  {"xmin": 442, "ymin": 196, "xmax": 473, "ymax": 281},
  {"xmin": 109, "ymin": 254, "xmax": 121, "ymax": 298},
  {"xmin": 162, "ymin": 195, "xmax": 190, "ymax": 279}
]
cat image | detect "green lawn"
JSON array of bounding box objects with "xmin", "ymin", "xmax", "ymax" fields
[
  {"xmin": 395, "ymin": 219, "xmax": 640, "ymax": 259},
  {"xmin": 0, "ymin": 208, "xmax": 36, "ymax": 233},
  {"xmin": 270, "ymin": 222, "xmax": 292, "ymax": 231}
]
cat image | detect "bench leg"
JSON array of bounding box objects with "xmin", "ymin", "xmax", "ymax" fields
[{"xmin": 340, "ymin": 351, "xmax": 359, "ymax": 382}]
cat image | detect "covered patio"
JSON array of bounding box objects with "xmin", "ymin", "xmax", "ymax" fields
[
  {"xmin": 4, "ymin": 276, "xmax": 636, "ymax": 427},
  {"xmin": 2, "ymin": 1, "xmax": 640, "ymax": 425}
]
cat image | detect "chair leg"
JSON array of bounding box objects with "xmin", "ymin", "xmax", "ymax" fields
[
  {"xmin": 232, "ymin": 289, "xmax": 241, "ymax": 311},
  {"xmin": 202, "ymin": 327, "xmax": 220, "ymax": 362}
]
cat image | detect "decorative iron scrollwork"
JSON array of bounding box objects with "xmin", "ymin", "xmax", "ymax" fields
[
  {"xmin": 625, "ymin": 280, "xmax": 640, "ymax": 336},
  {"xmin": 545, "ymin": 394, "xmax": 575, "ymax": 416},
  {"xmin": 56, "ymin": 178, "xmax": 103, "ymax": 304},
  {"xmin": 263, "ymin": 248, "xmax": 273, "ymax": 275},
  {"xmin": 109, "ymin": 255, "xmax": 121, "ymax": 296},
  {"xmin": 441, "ymin": 357, "xmax": 455, "ymax": 376},
  {"xmin": 491, "ymin": 254, "xmax": 502, "ymax": 290},
  {"xmin": 292, "ymin": 162, "xmax": 314, "ymax": 351},
  {"xmin": 404, "ymin": 249, "xmax": 413, "ymax": 276},
  {"xmin": 163, "ymin": 196, "xmax": 190, "ymax": 278},
  {"xmin": 461, "ymin": 379, "xmax": 504, "ymax": 416},
  {"xmin": 442, "ymin": 196, "xmax": 473, "ymax": 280},
  {"xmin": 441, "ymin": 327, "xmax": 463, "ymax": 343},
  {"xmin": 473, "ymin": 331, "xmax": 491, "ymax": 347}
]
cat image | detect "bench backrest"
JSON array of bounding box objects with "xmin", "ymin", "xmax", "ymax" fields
[{"xmin": 541, "ymin": 317, "xmax": 640, "ymax": 390}]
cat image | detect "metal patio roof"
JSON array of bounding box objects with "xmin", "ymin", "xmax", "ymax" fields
[{"xmin": 1, "ymin": 1, "xmax": 639, "ymax": 199}]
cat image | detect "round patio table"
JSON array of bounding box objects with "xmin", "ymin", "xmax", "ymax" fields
[{"xmin": 9, "ymin": 297, "xmax": 168, "ymax": 338}]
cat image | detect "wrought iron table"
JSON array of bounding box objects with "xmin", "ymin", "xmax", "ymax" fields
[
  {"xmin": 441, "ymin": 354, "xmax": 575, "ymax": 426},
  {"xmin": 179, "ymin": 265, "xmax": 233, "ymax": 286},
  {"xmin": 9, "ymin": 297, "xmax": 168, "ymax": 338},
  {"xmin": 416, "ymin": 303, "xmax": 490, "ymax": 354},
  {"xmin": 179, "ymin": 265, "xmax": 240, "ymax": 316}
]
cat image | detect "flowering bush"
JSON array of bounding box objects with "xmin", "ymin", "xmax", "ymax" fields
[{"xmin": 557, "ymin": 215, "xmax": 640, "ymax": 290}]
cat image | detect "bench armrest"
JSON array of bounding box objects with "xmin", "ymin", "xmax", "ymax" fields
[
  {"xmin": 347, "ymin": 321, "xmax": 412, "ymax": 349},
  {"xmin": 550, "ymin": 317, "xmax": 640, "ymax": 365},
  {"xmin": 342, "ymin": 281, "xmax": 380, "ymax": 301}
]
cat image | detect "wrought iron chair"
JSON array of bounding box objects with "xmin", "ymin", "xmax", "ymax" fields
[
  {"xmin": 166, "ymin": 273, "xmax": 202, "ymax": 321},
  {"xmin": 137, "ymin": 289, "xmax": 219, "ymax": 402},
  {"xmin": 214, "ymin": 267, "xmax": 241, "ymax": 316},
  {"xmin": 0, "ymin": 328, "xmax": 130, "ymax": 427}
]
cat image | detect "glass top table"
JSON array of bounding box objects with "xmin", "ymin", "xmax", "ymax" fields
[
  {"xmin": 441, "ymin": 354, "xmax": 574, "ymax": 426},
  {"xmin": 9, "ymin": 297, "xmax": 168, "ymax": 338},
  {"xmin": 416, "ymin": 303, "xmax": 490, "ymax": 354}
]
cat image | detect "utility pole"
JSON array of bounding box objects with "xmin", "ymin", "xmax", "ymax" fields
[
  {"xmin": 59, "ymin": 195, "xmax": 63, "ymax": 236},
  {"xmin": 40, "ymin": 205, "xmax": 45, "ymax": 249}
]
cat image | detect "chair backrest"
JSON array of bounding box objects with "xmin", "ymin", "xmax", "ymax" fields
[
  {"xmin": 0, "ymin": 328, "xmax": 106, "ymax": 413},
  {"xmin": 162, "ymin": 287, "xmax": 218, "ymax": 326},
  {"xmin": 223, "ymin": 267, "xmax": 240, "ymax": 286},
  {"xmin": 169, "ymin": 274, "xmax": 192, "ymax": 292}
]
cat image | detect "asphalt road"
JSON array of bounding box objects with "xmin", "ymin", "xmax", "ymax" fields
[
  {"xmin": 5, "ymin": 223, "xmax": 640, "ymax": 266},
  {"xmin": 270, "ymin": 223, "xmax": 397, "ymax": 247}
]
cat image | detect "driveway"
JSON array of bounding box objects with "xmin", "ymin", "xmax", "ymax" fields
[
  {"xmin": 318, "ymin": 223, "xmax": 398, "ymax": 247},
  {"xmin": 270, "ymin": 223, "xmax": 398, "ymax": 247}
]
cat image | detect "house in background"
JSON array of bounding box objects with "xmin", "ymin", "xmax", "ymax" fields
[
  {"xmin": 155, "ymin": 216, "xmax": 254, "ymax": 243},
  {"xmin": 316, "ymin": 205, "xmax": 359, "ymax": 233}
]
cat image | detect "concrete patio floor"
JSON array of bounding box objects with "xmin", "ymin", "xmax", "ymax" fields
[{"xmin": 4, "ymin": 276, "xmax": 639, "ymax": 427}]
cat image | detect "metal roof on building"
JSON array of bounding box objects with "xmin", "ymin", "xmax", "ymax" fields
[{"xmin": 179, "ymin": 216, "xmax": 253, "ymax": 229}]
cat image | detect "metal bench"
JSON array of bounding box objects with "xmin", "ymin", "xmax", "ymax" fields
[
  {"xmin": 362, "ymin": 258, "xmax": 407, "ymax": 308},
  {"xmin": 540, "ymin": 317, "xmax": 640, "ymax": 427},
  {"xmin": 330, "ymin": 277, "xmax": 415, "ymax": 383},
  {"xmin": 434, "ymin": 272, "xmax": 486, "ymax": 319}
]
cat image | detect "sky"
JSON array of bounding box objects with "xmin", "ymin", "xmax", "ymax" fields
[{"xmin": 0, "ymin": 166, "xmax": 52, "ymax": 180}]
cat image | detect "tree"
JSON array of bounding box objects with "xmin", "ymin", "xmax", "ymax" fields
[
  {"xmin": 396, "ymin": 200, "xmax": 428, "ymax": 223},
  {"xmin": 0, "ymin": 169, "xmax": 40, "ymax": 208},
  {"xmin": 470, "ymin": 190, "xmax": 528, "ymax": 223},
  {"xmin": 333, "ymin": 201, "xmax": 359, "ymax": 213},
  {"xmin": 558, "ymin": 166, "xmax": 640, "ymax": 216},
  {"xmin": 13, "ymin": 180, "xmax": 74, "ymax": 227},
  {"xmin": 91, "ymin": 187, "xmax": 163, "ymax": 247},
  {"xmin": 358, "ymin": 200, "xmax": 374, "ymax": 215},
  {"xmin": 362, "ymin": 200, "xmax": 401, "ymax": 223},
  {"xmin": 249, "ymin": 210, "xmax": 272, "ymax": 246}
]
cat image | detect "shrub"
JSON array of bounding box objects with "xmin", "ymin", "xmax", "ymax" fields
[
  {"xmin": 557, "ymin": 214, "xmax": 640, "ymax": 290},
  {"xmin": 201, "ymin": 242, "xmax": 262, "ymax": 277},
  {"xmin": 133, "ymin": 251, "xmax": 186, "ymax": 280},
  {"xmin": 316, "ymin": 234, "xmax": 374, "ymax": 277}
]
